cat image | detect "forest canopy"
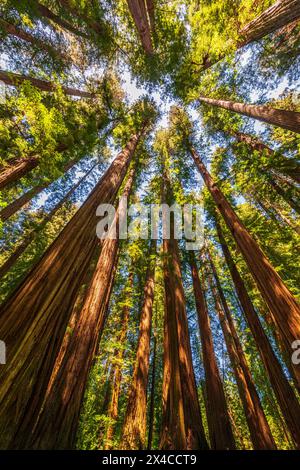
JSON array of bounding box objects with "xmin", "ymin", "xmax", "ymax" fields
[{"xmin": 0, "ymin": 0, "xmax": 300, "ymax": 452}]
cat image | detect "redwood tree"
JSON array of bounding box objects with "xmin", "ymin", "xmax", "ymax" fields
[
  {"xmin": 16, "ymin": 164, "xmax": 138, "ymax": 449},
  {"xmin": 0, "ymin": 129, "xmax": 144, "ymax": 449},
  {"xmin": 159, "ymin": 161, "xmax": 208, "ymax": 450},
  {"xmin": 215, "ymin": 219, "xmax": 300, "ymax": 448},
  {"xmin": 190, "ymin": 147, "xmax": 300, "ymax": 369},
  {"xmin": 199, "ymin": 96, "xmax": 300, "ymax": 133},
  {"xmin": 189, "ymin": 251, "xmax": 236, "ymax": 450},
  {"xmin": 121, "ymin": 240, "xmax": 156, "ymax": 449},
  {"xmin": 0, "ymin": 69, "xmax": 92, "ymax": 97},
  {"xmin": 206, "ymin": 249, "xmax": 276, "ymax": 450}
]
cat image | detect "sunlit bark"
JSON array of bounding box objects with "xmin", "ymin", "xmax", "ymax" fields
[
  {"xmin": 0, "ymin": 69, "xmax": 92, "ymax": 97},
  {"xmin": 0, "ymin": 132, "xmax": 142, "ymax": 449},
  {"xmin": 189, "ymin": 251, "xmax": 235, "ymax": 450},
  {"xmin": 199, "ymin": 96, "xmax": 300, "ymax": 133},
  {"xmin": 206, "ymin": 249, "xmax": 276, "ymax": 450},
  {"xmin": 215, "ymin": 220, "xmax": 300, "ymax": 448},
  {"xmin": 121, "ymin": 241, "xmax": 156, "ymax": 449}
]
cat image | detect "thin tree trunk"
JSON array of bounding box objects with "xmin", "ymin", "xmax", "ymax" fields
[
  {"xmin": 0, "ymin": 69, "xmax": 92, "ymax": 97},
  {"xmin": 57, "ymin": 0, "xmax": 103, "ymax": 35},
  {"xmin": 0, "ymin": 119, "xmax": 116, "ymax": 207},
  {"xmin": 215, "ymin": 220, "xmax": 300, "ymax": 448},
  {"xmin": 145, "ymin": 0, "xmax": 155, "ymax": 35},
  {"xmin": 147, "ymin": 333, "xmax": 157, "ymax": 450},
  {"xmin": 159, "ymin": 167, "xmax": 208, "ymax": 450},
  {"xmin": 1, "ymin": 184, "xmax": 44, "ymax": 221},
  {"xmin": 0, "ymin": 156, "xmax": 78, "ymax": 220},
  {"xmin": 268, "ymin": 176, "xmax": 300, "ymax": 213},
  {"xmin": 0, "ymin": 155, "xmax": 39, "ymax": 190},
  {"xmin": 18, "ymin": 164, "xmax": 138, "ymax": 450},
  {"xmin": 127, "ymin": 0, "xmax": 153, "ymax": 54},
  {"xmin": 98, "ymin": 367, "xmax": 114, "ymax": 447},
  {"xmin": 206, "ymin": 250, "xmax": 276, "ymax": 450},
  {"xmin": 196, "ymin": 0, "xmax": 300, "ymax": 72},
  {"xmin": 256, "ymin": 198, "xmax": 300, "ymax": 235},
  {"xmin": 199, "ymin": 96, "xmax": 300, "ymax": 133},
  {"xmin": 0, "ymin": 17, "xmax": 67, "ymax": 62},
  {"xmin": 190, "ymin": 147, "xmax": 300, "ymax": 372},
  {"xmin": 0, "ymin": 163, "xmax": 97, "ymax": 279},
  {"xmin": 33, "ymin": 1, "xmax": 89, "ymax": 39},
  {"xmin": 121, "ymin": 241, "xmax": 156, "ymax": 450},
  {"xmin": 189, "ymin": 251, "xmax": 235, "ymax": 450},
  {"xmin": 0, "ymin": 131, "xmax": 143, "ymax": 449},
  {"xmin": 232, "ymin": 130, "xmax": 300, "ymax": 184},
  {"xmin": 105, "ymin": 272, "xmax": 133, "ymax": 449},
  {"xmin": 239, "ymin": 0, "xmax": 300, "ymax": 46}
]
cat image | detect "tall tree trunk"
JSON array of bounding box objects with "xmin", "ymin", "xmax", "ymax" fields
[
  {"xmin": 254, "ymin": 196, "xmax": 300, "ymax": 235},
  {"xmin": 127, "ymin": 0, "xmax": 153, "ymax": 54},
  {"xmin": 232, "ymin": 130, "xmax": 300, "ymax": 184},
  {"xmin": 215, "ymin": 220, "xmax": 300, "ymax": 448},
  {"xmin": 57, "ymin": 0, "xmax": 103, "ymax": 35},
  {"xmin": 239, "ymin": 0, "xmax": 300, "ymax": 46},
  {"xmin": 199, "ymin": 96, "xmax": 300, "ymax": 133},
  {"xmin": 0, "ymin": 156, "xmax": 78, "ymax": 220},
  {"xmin": 0, "ymin": 131, "xmax": 143, "ymax": 449},
  {"xmin": 268, "ymin": 176, "xmax": 300, "ymax": 213},
  {"xmin": 159, "ymin": 167, "xmax": 208, "ymax": 450},
  {"xmin": 105, "ymin": 272, "xmax": 133, "ymax": 449},
  {"xmin": 147, "ymin": 333, "xmax": 157, "ymax": 450},
  {"xmin": 189, "ymin": 251, "xmax": 235, "ymax": 450},
  {"xmin": 196, "ymin": 0, "xmax": 300, "ymax": 72},
  {"xmin": 32, "ymin": 1, "xmax": 89, "ymax": 38},
  {"xmin": 1, "ymin": 184, "xmax": 44, "ymax": 221},
  {"xmin": 121, "ymin": 241, "xmax": 156, "ymax": 450},
  {"xmin": 0, "ymin": 163, "xmax": 97, "ymax": 279},
  {"xmin": 0, "ymin": 69, "xmax": 92, "ymax": 97},
  {"xmin": 0, "ymin": 155, "xmax": 39, "ymax": 190},
  {"xmin": 190, "ymin": 147, "xmax": 300, "ymax": 375},
  {"xmin": 206, "ymin": 250, "xmax": 276, "ymax": 450},
  {"xmin": 0, "ymin": 17, "xmax": 67, "ymax": 62},
  {"xmin": 145, "ymin": 0, "xmax": 155, "ymax": 35},
  {"xmin": 17, "ymin": 163, "xmax": 138, "ymax": 450},
  {"xmin": 98, "ymin": 367, "xmax": 114, "ymax": 447}
]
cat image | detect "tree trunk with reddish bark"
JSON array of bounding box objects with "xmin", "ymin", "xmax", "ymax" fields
[
  {"xmin": 189, "ymin": 251, "xmax": 235, "ymax": 450},
  {"xmin": 105, "ymin": 272, "xmax": 133, "ymax": 449},
  {"xmin": 239, "ymin": 0, "xmax": 300, "ymax": 46},
  {"xmin": 206, "ymin": 250, "xmax": 276, "ymax": 450},
  {"xmin": 196, "ymin": 0, "xmax": 300, "ymax": 73},
  {"xmin": 0, "ymin": 17, "xmax": 67, "ymax": 62},
  {"xmin": 32, "ymin": 1, "xmax": 89, "ymax": 38},
  {"xmin": 0, "ymin": 163, "xmax": 97, "ymax": 280},
  {"xmin": 57, "ymin": 0, "xmax": 103, "ymax": 35},
  {"xmin": 147, "ymin": 333, "xmax": 157, "ymax": 450},
  {"xmin": 145, "ymin": 0, "xmax": 155, "ymax": 35},
  {"xmin": 159, "ymin": 167, "xmax": 208, "ymax": 450},
  {"xmin": 199, "ymin": 96, "xmax": 300, "ymax": 133},
  {"xmin": 0, "ymin": 131, "xmax": 143, "ymax": 449},
  {"xmin": 0, "ymin": 155, "xmax": 79, "ymax": 220},
  {"xmin": 15, "ymin": 165, "xmax": 137, "ymax": 449},
  {"xmin": 127, "ymin": 0, "xmax": 153, "ymax": 54},
  {"xmin": 0, "ymin": 155, "xmax": 39, "ymax": 190},
  {"xmin": 190, "ymin": 147, "xmax": 300, "ymax": 371},
  {"xmin": 121, "ymin": 241, "xmax": 156, "ymax": 449},
  {"xmin": 232, "ymin": 130, "xmax": 300, "ymax": 184},
  {"xmin": 215, "ymin": 220, "xmax": 300, "ymax": 448},
  {"xmin": 0, "ymin": 69, "xmax": 92, "ymax": 97}
]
